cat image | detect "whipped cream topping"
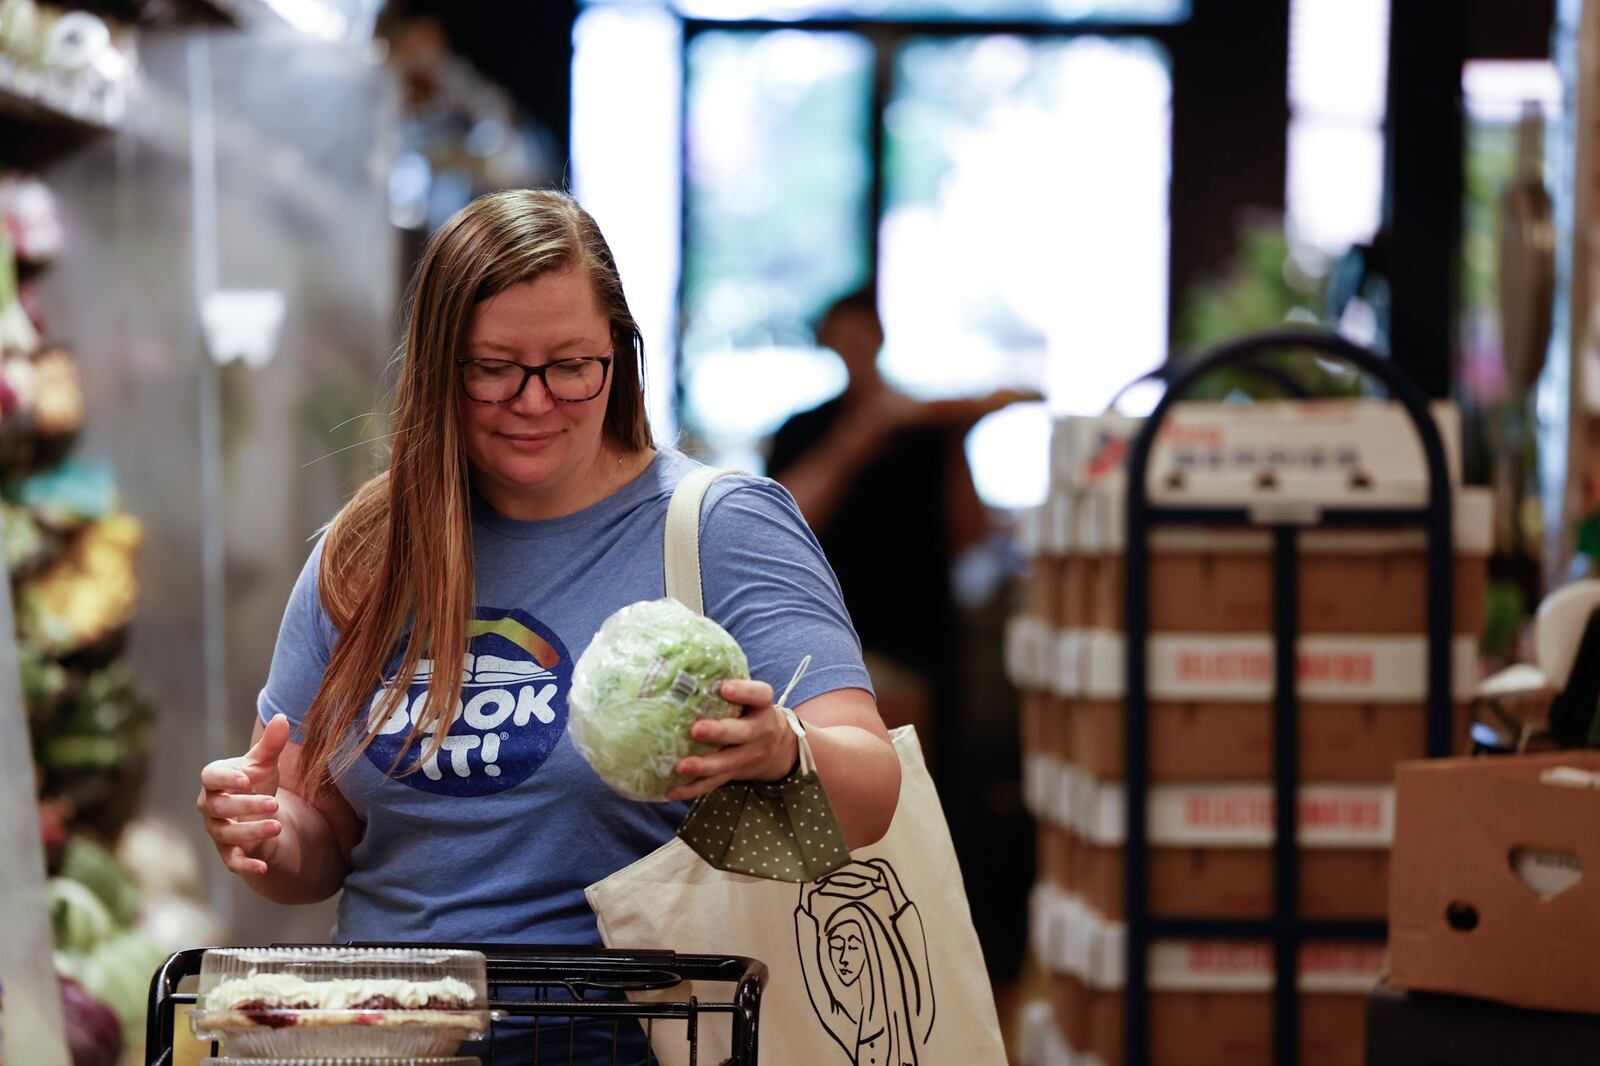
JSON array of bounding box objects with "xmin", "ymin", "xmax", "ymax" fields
[{"xmin": 207, "ymin": 971, "xmax": 477, "ymax": 1011}]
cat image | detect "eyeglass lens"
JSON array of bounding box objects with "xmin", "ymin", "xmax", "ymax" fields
[{"xmin": 461, "ymin": 359, "xmax": 608, "ymax": 403}]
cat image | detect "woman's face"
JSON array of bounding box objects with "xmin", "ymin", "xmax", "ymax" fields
[
  {"xmin": 828, "ymin": 919, "xmax": 867, "ymax": 988},
  {"xmin": 457, "ymin": 269, "xmax": 614, "ymax": 519}
]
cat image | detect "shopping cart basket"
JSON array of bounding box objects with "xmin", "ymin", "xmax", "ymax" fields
[{"xmin": 145, "ymin": 941, "xmax": 766, "ymax": 1066}]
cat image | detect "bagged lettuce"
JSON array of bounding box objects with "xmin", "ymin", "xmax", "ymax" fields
[{"xmin": 570, "ymin": 598, "xmax": 749, "ymax": 802}]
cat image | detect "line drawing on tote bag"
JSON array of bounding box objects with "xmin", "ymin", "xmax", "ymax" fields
[{"xmin": 795, "ymin": 858, "xmax": 935, "ymax": 1065}]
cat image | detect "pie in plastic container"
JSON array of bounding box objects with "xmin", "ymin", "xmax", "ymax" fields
[
  {"xmin": 187, "ymin": 947, "xmax": 493, "ymax": 1059},
  {"xmin": 202, "ymin": 1060, "xmax": 480, "ymax": 1065}
]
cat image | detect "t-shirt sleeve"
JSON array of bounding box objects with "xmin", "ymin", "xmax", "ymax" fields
[
  {"xmin": 256, "ymin": 537, "xmax": 339, "ymax": 744},
  {"xmin": 698, "ymin": 475, "xmax": 873, "ymax": 708}
]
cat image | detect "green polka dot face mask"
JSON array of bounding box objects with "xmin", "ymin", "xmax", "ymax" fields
[{"xmin": 675, "ymin": 658, "xmax": 851, "ymax": 883}]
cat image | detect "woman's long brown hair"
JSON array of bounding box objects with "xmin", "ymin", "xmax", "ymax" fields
[{"xmin": 297, "ymin": 189, "xmax": 652, "ymax": 796}]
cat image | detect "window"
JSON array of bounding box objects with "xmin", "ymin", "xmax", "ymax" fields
[
  {"xmin": 581, "ymin": 0, "xmax": 1188, "ymax": 23},
  {"xmin": 1284, "ymin": 0, "xmax": 1389, "ymax": 256},
  {"xmin": 882, "ymin": 34, "xmax": 1170, "ymax": 506},
  {"xmin": 681, "ymin": 29, "xmax": 875, "ymax": 466},
  {"xmin": 574, "ymin": 5, "xmax": 1180, "ymax": 507}
]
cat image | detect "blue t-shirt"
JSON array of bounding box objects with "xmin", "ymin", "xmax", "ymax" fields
[{"xmin": 257, "ymin": 448, "xmax": 873, "ymax": 948}]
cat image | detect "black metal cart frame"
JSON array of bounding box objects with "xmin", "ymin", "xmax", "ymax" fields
[
  {"xmin": 1120, "ymin": 328, "xmax": 1455, "ymax": 1066},
  {"xmin": 146, "ymin": 942, "xmax": 766, "ymax": 1066}
]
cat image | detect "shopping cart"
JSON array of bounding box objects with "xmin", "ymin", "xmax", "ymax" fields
[{"xmin": 144, "ymin": 942, "xmax": 766, "ymax": 1066}]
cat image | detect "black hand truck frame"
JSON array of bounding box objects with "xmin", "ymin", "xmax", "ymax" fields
[{"xmin": 1120, "ymin": 328, "xmax": 1455, "ymax": 1066}]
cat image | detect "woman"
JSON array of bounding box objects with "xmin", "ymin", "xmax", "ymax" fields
[{"xmin": 195, "ymin": 189, "xmax": 901, "ymax": 1062}]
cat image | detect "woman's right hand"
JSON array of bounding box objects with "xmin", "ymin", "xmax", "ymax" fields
[{"xmin": 197, "ymin": 714, "xmax": 291, "ymax": 877}]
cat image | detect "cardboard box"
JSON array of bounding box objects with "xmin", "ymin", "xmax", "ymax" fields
[
  {"xmin": 1025, "ymin": 555, "xmax": 1063, "ymax": 626},
  {"xmin": 1051, "ymin": 976, "xmax": 1369, "ymax": 1066},
  {"xmin": 1005, "ymin": 614, "xmax": 1055, "ymax": 692},
  {"xmin": 1023, "ymin": 740, "xmax": 1079, "ymax": 829},
  {"xmin": 1061, "ymin": 554, "xmax": 1092, "ymax": 630},
  {"xmin": 1019, "ymin": 492, "xmax": 1077, "ymax": 628},
  {"xmin": 1388, "ymin": 751, "xmax": 1600, "ymax": 1016},
  {"xmin": 1025, "ymin": 761, "xmax": 1397, "ymax": 852},
  {"xmin": 1016, "ymin": 614, "xmax": 1481, "ymax": 708},
  {"xmin": 1030, "ymin": 883, "xmax": 1383, "ymax": 1066},
  {"xmin": 1031, "ymin": 770, "xmax": 1394, "ymax": 919},
  {"xmin": 1023, "ymin": 761, "xmax": 1395, "ymax": 917},
  {"xmin": 1072, "ymin": 484, "xmax": 1490, "ymax": 634},
  {"xmin": 1022, "ymin": 751, "xmax": 1055, "ymax": 823},
  {"xmin": 1020, "ymin": 688, "xmax": 1046, "ymax": 753},
  {"xmin": 1049, "ymin": 401, "xmax": 1463, "ymax": 504},
  {"xmin": 1050, "ymin": 410, "xmax": 1140, "ymax": 491},
  {"xmin": 1070, "ymin": 835, "xmax": 1390, "ymax": 921},
  {"xmin": 1037, "ymin": 821, "xmax": 1072, "ymax": 891},
  {"xmin": 1042, "ymin": 769, "xmax": 1396, "ymax": 850},
  {"xmin": 1018, "ymin": 999, "xmax": 1077, "ymax": 1066},
  {"xmin": 1063, "ymin": 630, "xmax": 1480, "ymax": 705},
  {"xmin": 1040, "ymin": 629, "xmax": 1477, "ymax": 779},
  {"xmin": 1070, "ymin": 698, "xmax": 1473, "ymax": 782},
  {"xmin": 1088, "ymin": 542, "xmax": 1488, "ymax": 636}
]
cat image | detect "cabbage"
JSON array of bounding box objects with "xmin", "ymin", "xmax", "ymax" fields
[
  {"xmin": 74, "ymin": 930, "xmax": 166, "ymax": 1047},
  {"xmin": 138, "ymin": 894, "xmax": 224, "ymax": 954},
  {"xmin": 115, "ymin": 817, "xmax": 201, "ymax": 897},
  {"xmin": 569, "ymin": 598, "xmax": 749, "ymax": 802},
  {"xmin": 59, "ymin": 835, "xmax": 140, "ymax": 926},
  {"xmin": 59, "ymin": 976, "xmax": 122, "ymax": 1066},
  {"xmin": 50, "ymin": 877, "xmax": 114, "ymax": 954}
]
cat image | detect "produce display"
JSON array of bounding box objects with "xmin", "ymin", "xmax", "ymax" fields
[
  {"xmin": 1, "ymin": 182, "xmax": 151, "ymax": 822},
  {"xmin": 58, "ymin": 975, "xmax": 121, "ymax": 1066},
  {"xmin": 47, "ymin": 830, "xmax": 188, "ymax": 1061},
  {"xmin": 568, "ymin": 597, "xmax": 750, "ymax": 802},
  {"xmin": 19, "ymin": 507, "xmax": 140, "ymax": 656},
  {"xmin": 0, "ymin": 0, "xmax": 136, "ymax": 127},
  {"xmin": 1, "ymin": 171, "xmax": 218, "ymax": 1065}
]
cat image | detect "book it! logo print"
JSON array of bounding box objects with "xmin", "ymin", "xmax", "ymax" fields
[
  {"xmin": 363, "ymin": 608, "xmax": 570, "ymax": 796},
  {"xmin": 796, "ymin": 859, "xmax": 935, "ymax": 1065}
]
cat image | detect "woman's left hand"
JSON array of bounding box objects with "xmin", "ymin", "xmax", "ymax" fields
[{"xmin": 667, "ymin": 679, "xmax": 800, "ymax": 801}]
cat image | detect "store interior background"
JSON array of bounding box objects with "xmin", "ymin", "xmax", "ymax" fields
[{"xmin": 8, "ymin": 0, "xmax": 1586, "ymax": 1056}]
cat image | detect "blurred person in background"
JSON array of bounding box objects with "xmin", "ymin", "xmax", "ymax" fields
[
  {"xmin": 767, "ymin": 286, "xmax": 1033, "ymax": 780},
  {"xmin": 769, "ymin": 288, "xmax": 1041, "ymax": 993}
]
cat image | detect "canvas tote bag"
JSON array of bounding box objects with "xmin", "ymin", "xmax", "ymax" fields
[{"xmin": 585, "ymin": 466, "xmax": 1008, "ymax": 1066}]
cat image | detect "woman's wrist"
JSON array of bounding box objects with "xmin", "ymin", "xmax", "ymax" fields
[{"xmin": 763, "ymin": 720, "xmax": 802, "ymax": 781}]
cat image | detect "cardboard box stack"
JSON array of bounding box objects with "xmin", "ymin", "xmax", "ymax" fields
[{"xmin": 1009, "ymin": 401, "xmax": 1489, "ymax": 1066}]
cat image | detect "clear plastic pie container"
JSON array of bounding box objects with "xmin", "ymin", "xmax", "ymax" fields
[
  {"xmin": 188, "ymin": 947, "xmax": 492, "ymax": 1059},
  {"xmin": 202, "ymin": 1060, "xmax": 480, "ymax": 1065}
]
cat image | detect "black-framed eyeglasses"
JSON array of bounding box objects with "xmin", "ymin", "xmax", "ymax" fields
[{"xmin": 455, "ymin": 355, "xmax": 613, "ymax": 404}]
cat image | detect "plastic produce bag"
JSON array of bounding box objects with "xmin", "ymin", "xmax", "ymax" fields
[{"xmin": 568, "ymin": 598, "xmax": 749, "ymax": 802}]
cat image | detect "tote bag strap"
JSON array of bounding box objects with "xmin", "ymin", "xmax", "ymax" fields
[
  {"xmin": 664, "ymin": 464, "xmax": 817, "ymax": 767},
  {"xmin": 663, "ymin": 464, "xmax": 737, "ymax": 614}
]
